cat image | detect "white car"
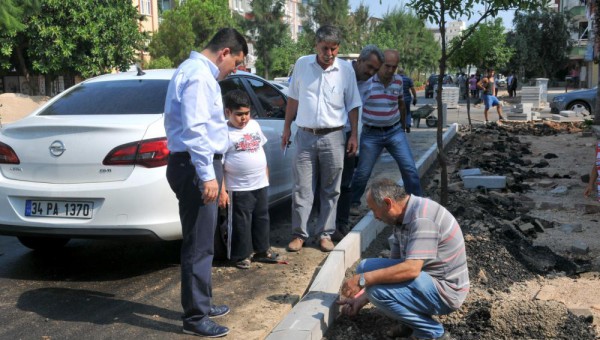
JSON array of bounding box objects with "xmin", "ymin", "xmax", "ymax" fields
[{"xmin": 0, "ymin": 70, "xmax": 296, "ymax": 250}]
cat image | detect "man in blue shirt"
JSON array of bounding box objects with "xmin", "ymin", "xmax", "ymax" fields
[
  {"xmin": 399, "ymin": 69, "xmax": 417, "ymax": 133},
  {"xmin": 164, "ymin": 28, "xmax": 247, "ymax": 338}
]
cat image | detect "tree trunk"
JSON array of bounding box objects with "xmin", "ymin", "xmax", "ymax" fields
[
  {"xmin": 436, "ymin": 2, "xmax": 448, "ymax": 205},
  {"xmin": 15, "ymin": 45, "xmax": 32, "ymax": 95}
]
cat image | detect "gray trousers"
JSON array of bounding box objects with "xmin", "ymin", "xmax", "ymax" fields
[{"xmin": 291, "ymin": 128, "xmax": 345, "ymax": 239}]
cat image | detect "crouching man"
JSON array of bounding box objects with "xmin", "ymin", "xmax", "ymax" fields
[{"xmin": 338, "ymin": 178, "xmax": 470, "ymax": 340}]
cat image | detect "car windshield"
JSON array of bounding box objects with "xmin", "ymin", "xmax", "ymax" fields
[{"xmin": 39, "ymin": 79, "xmax": 169, "ymax": 116}]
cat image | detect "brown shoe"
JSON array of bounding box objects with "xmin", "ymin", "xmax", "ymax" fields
[
  {"xmin": 287, "ymin": 237, "xmax": 304, "ymax": 252},
  {"xmin": 319, "ymin": 238, "xmax": 334, "ymax": 252}
]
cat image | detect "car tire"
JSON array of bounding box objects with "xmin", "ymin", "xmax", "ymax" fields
[
  {"xmin": 17, "ymin": 236, "xmax": 70, "ymax": 251},
  {"xmin": 567, "ymin": 101, "xmax": 591, "ymax": 116}
]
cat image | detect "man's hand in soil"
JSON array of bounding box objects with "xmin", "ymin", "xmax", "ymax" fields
[
  {"xmin": 341, "ymin": 274, "xmax": 362, "ymax": 298},
  {"xmin": 337, "ymin": 293, "xmax": 369, "ymax": 317}
]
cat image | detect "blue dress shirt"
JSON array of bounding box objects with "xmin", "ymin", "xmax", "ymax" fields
[{"xmin": 164, "ymin": 51, "xmax": 228, "ymax": 182}]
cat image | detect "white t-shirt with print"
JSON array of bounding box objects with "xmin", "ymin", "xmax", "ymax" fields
[{"xmin": 223, "ymin": 119, "xmax": 269, "ymax": 191}]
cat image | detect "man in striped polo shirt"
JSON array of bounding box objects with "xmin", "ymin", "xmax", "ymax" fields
[
  {"xmin": 350, "ymin": 49, "xmax": 422, "ymax": 217},
  {"xmin": 338, "ymin": 178, "xmax": 469, "ymax": 340}
]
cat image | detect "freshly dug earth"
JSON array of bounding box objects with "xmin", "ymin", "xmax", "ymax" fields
[{"xmin": 325, "ymin": 121, "xmax": 600, "ymax": 340}]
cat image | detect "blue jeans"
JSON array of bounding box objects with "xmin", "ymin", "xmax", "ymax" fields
[
  {"xmin": 404, "ymin": 97, "xmax": 412, "ymax": 128},
  {"xmin": 357, "ymin": 258, "xmax": 454, "ymax": 339},
  {"xmin": 352, "ymin": 124, "xmax": 422, "ymax": 205}
]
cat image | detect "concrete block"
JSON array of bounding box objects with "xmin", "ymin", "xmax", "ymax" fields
[
  {"xmin": 538, "ymin": 201, "xmax": 564, "ymax": 210},
  {"xmin": 550, "ymin": 185, "xmax": 568, "ymax": 195},
  {"xmin": 560, "ymin": 110, "xmax": 577, "ymax": 117},
  {"xmin": 560, "ymin": 223, "xmax": 583, "ymax": 233},
  {"xmin": 459, "ymin": 168, "xmax": 482, "ymax": 179},
  {"xmin": 309, "ymin": 251, "xmax": 346, "ymax": 293},
  {"xmin": 267, "ymin": 291, "xmax": 338, "ymax": 340},
  {"xmin": 335, "ymin": 232, "xmax": 362, "ymax": 271},
  {"xmin": 574, "ymin": 203, "xmax": 600, "ymax": 214},
  {"xmin": 352, "ymin": 213, "xmax": 386, "ymax": 252},
  {"xmin": 463, "ymin": 176, "xmax": 506, "ymax": 189},
  {"xmin": 572, "ymin": 240, "xmax": 590, "ymax": 255},
  {"xmin": 538, "ymin": 179, "xmax": 554, "ymax": 188},
  {"xmin": 552, "ymin": 114, "xmax": 584, "ymax": 122},
  {"xmin": 518, "ymin": 223, "xmax": 535, "ymax": 233},
  {"xmin": 568, "ymin": 308, "xmax": 594, "ymax": 321}
]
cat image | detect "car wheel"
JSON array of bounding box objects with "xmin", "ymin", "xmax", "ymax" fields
[
  {"xmin": 17, "ymin": 236, "xmax": 70, "ymax": 251},
  {"xmin": 567, "ymin": 101, "xmax": 591, "ymax": 116}
]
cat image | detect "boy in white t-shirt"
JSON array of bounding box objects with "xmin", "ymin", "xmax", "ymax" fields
[{"xmin": 219, "ymin": 90, "xmax": 279, "ymax": 269}]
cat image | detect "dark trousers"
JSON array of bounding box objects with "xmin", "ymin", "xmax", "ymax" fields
[
  {"xmin": 230, "ymin": 187, "xmax": 270, "ymax": 260},
  {"xmin": 336, "ymin": 131, "xmax": 356, "ymax": 231},
  {"xmin": 166, "ymin": 153, "xmax": 223, "ymax": 326}
]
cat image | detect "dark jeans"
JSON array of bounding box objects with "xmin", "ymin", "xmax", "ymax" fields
[
  {"xmin": 166, "ymin": 153, "xmax": 223, "ymax": 326},
  {"xmin": 230, "ymin": 187, "xmax": 270, "ymax": 260}
]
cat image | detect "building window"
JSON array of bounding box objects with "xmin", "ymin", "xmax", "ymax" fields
[
  {"xmin": 141, "ymin": 0, "xmax": 152, "ymax": 16},
  {"xmin": 579, "ymin": 22, "xmax": 588, "ymax": 40}
]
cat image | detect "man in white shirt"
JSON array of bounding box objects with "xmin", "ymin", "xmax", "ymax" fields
[{"xmin": 281, "ymin": 25, "xmax": 362, "ymax": 252}]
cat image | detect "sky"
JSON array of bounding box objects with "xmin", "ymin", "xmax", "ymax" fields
[{"xmin": 348, "ymin": 0, "xmax": 516, "ymax": 29}]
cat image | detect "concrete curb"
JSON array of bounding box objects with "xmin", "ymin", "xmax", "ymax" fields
[{"xmin": 266, "ymin": 123, "xmax": 460, "ymax": 340}]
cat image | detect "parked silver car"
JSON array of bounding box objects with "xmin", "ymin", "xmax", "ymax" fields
[
  {"xmin": 550, "ymin": 87, "xmax": 597, "ymax": 116},
  {"xmin": 0, "ymin": 69, "xmax": 295, "ymax": 250}
]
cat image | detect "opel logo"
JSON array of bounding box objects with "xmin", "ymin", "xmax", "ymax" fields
[{"xmin": 49, "ymin": 140, "xmax": 66, "ymax": 157}]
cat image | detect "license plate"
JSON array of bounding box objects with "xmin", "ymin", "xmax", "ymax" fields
[{"xmin": 25, "ymin": 200, "xmax": 94, "ymax": 219}]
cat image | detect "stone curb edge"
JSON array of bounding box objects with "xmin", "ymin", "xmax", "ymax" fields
[{"xmin": 266, "ymin": 123, "xmax": 460, "ymax": 340}]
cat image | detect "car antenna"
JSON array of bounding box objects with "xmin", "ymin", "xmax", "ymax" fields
[{"xmin": 136, "ymin": 63, "xmax": 145, "ymax": 76}]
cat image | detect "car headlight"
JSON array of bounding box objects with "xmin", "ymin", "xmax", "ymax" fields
[{"xmin": 553, "ymin": 97, "xmax": 565, "ymax": 103}]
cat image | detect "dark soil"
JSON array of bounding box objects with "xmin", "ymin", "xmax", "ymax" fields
[{"xmin": 324, "ymin": 121, "xmax": 598, "ymax": 340}]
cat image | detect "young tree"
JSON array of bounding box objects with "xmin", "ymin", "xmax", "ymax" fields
[
  {"xmin": 368, "ymin": 8, "xmax": 440, "ymax": 78},
  {"xmin": 408, "ymin": 0, "xmax": 546, "ymax": 204},
  {"xmin": 245, "ymin": 0, "xmax": 289, "ymax": 79},
  {"xmin": 148, "ymin": 0, "xmax": 240, "ymax": 67}
]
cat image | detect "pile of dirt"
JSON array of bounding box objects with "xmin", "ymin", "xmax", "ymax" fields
[
  {"xmin": 325, "ymin": 121, "xmax": 600, "ymax": 339},
  {"xmin": 0, "ymin": 93, "xmax": 49, "ymax": 124}
]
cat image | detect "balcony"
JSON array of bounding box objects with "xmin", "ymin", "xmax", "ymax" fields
[
  {"xmin": 569, "ymin": 5, "xmax": 586, "ymax": 17},
  {"xmin": 569, "ymin": 45, "xmax": 587, "ymax": 59}
]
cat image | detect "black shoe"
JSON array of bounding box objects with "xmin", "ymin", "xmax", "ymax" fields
[
  {"xmin": 183, "ymin": 319, "xmax": 229, "ymax": 337},
  {"xmin": 209, "ymin": 304, "xmax": 230, "ymax": 318},
  {"xmin": 406, "ymin": 126, "xmax": 411, "ymax": 133}
]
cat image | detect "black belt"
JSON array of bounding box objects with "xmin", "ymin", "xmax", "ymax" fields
[
  {"xmin": 299, "ymin": 126, "xmax": 344, "ymax": 135},
  {"xmin": 363, "ymin": 121, "xmax": 401, "ymax": 132},
  {"xmin": 170, "ymin": 152, "xmax": 223, "ymax": 160}
]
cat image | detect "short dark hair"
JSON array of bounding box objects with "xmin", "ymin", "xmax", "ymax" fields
[
  {"xmin": 223, "ymin": 89, "xmax": 251, "ymax": 110},
  {"xmin": 315, "ymin": 25, "xmax": 342, "ymax": 45},
  {"xmin": 205, "ymin": 28, "xmax": 248, "ymax": 57}
]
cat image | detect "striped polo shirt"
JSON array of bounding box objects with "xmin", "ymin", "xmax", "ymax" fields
[
  {"xmin": 390, "ymin": 195, "xmax": 470, "ymax": 310},
  {"xmin": 360, "ymin": 73, "xmax": 404, "ymax": 127}
]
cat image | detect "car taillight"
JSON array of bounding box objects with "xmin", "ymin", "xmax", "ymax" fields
[
  {"xmin": 0, "ymin": 142, "xmax": 20, "ymax": 164},
  {"xmin": 103, "ymin": 138, "xmax": 169, "ymax": 168}
]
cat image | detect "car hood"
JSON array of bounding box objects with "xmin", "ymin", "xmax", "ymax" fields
[{"xmin": 0, "ymin": 114, "xmax": 163, "ymax": 184}]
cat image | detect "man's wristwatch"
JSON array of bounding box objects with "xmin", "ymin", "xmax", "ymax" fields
[{"xmin": 358, "ymin": 273, "xmax": 366, "ymax": 288}]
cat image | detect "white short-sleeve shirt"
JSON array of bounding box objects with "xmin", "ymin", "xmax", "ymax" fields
[{"xmin": 288, "ymin": 55, "xmax": 362, "ymax": 129}]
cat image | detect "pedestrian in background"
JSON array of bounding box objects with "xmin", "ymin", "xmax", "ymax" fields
[
  {"xmin": 477, "ymin": 68, "xmax": 505, "ymax": 123},
  {"xmin": 164, "ymin": 28, "xmax": 247, "ymax": 338},
  {"xmin": 350, "ymin": 49, "xmax": 422, "ymax": 217},
  {"xmin": 507, "ymin": 71, "xmax": 517, "ymax": 97},
  {"xmin": 281, "ymin": 25, "xmax": 361, "ymax": 253},
  {"xmin": 468, "ymin": 74, "xmax": 478, "ymax": 99},
  {"xmin": 399, "ymin": 69, "xmax": 417, "ymax": 133},
  {"xmin": 219, "ymin": 89, "xmax": 279, "ymax": 270},
  {"xmin": 338, "ymin": 178, "xmax": 469, "ymax": 340}
]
